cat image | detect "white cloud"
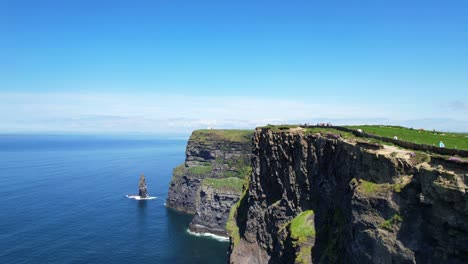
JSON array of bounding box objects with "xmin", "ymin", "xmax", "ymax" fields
[{"xmin": 0, "ymin": 92, "xmax": 466, "ymax": 133}]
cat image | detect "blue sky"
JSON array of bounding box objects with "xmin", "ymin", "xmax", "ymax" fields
[{"xmin": 1, "ymin": 0, "xmax": 467, "ymax": 133}]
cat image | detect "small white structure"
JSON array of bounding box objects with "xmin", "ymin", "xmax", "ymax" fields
[
  {"xmin": 393, "ymin": 136, "xmax": 398, "ymax": 140},
  {"xmin": 357, "ymin": 129, "xmax": 363, "ymax": 133},
  {"xmin": 439, "ymin": 141, "xmax": 445, "ymax": 148}
]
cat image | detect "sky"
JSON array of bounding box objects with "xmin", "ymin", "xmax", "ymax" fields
[{"xmin": 1, "ymin": 0, "xmax": 467, "ymax": 133}]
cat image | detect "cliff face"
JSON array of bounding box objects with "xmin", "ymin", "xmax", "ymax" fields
[
  {"xmin": 228, "ymin": 128, "xmax": 467, "ymax": 264},
  {"xmin": 190, "ymin": 178, "xmax": 244, "ymax": 236},
  {"xmin": 166, "ymin": 129, "xmax": 252, "ymax": 235}
]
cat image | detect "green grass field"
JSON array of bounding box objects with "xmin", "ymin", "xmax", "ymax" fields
[{"xmin": 346, "ymin": 125, "xmax": 468, "ymax": 150}]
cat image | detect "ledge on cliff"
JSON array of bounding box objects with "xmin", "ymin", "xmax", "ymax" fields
[{"xmin": 202, "ymin": 177, "xmax": 245, "ymax": 193}]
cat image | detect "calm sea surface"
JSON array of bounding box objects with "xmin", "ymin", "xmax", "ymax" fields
[{"xmin": 0, "ymin": 135, "xmax": 228, "ymax": 264}]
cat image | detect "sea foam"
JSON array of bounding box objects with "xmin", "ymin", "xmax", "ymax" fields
[
  {"xmin": 126, "ymin": 195, "xmax": 157, "ymax": 200},
  {"xmin": 186, "ymin": 229, "xmax": 230, "ymax": 242}
]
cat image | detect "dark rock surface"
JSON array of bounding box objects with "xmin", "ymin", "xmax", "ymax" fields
[
  {"xmin": 138, "ymin": 174, "xmax": 148, "ymax": 198},
  {"xmin": 166, "ymin": 175, "xmax": 202, "ymax": 214},
  {"xmin": 188, "ymin": 184, "xmax": 241, "ymax": 236},
  {"xmin": 166, "ymin": 129, "xmax": 252, "ymax": 235},
  {"xmin": 228, "ymin": 127, "xmax": 468, "ymax": 264}
]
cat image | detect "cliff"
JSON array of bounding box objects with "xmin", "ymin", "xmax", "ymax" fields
[
  {"xmin": 228, "ymin": 127, "xmax": 467, "ymax": 264},
  {"xmin": 166, "ymin": 129, "xmax": 252, "ymax": 236}
]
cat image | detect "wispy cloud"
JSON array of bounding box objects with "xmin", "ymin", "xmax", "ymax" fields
[
  {"xmin": 0, "ymin": 92, "xmax": 467, "ymax": 133},
  {"xmin": 445, "ymin": 100, "xmax": 468, "ymax": 111}
]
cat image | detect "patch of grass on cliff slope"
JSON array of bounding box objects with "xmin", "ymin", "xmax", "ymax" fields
[
  {"xmin": 172, "ymin": 164, "xmax": 214, "ymax": 178},
  {"xmin": 202, "ymin": 177, "xmax": 244, "ymax": 192},
  {"xmin": 379, "ymin": 214, "xmax": 403, "ymax": 230},
  {"xmin": 295, "ymin": 245, "xmax": 312, "ymax": 264},
  {"xmin": 223, "ymin": 157, "xmax": 252, "ymax": 179},
  {"xmin": 226, "ymin": 178, "xmax": 249, "ymax": 246},
  {"xmin": 290, "ymin": 210, "xmax": 316, "ymax": 243},
  {"xmin": 187, "ymin": 165, "xmax": 213, "ymax": 176},
  {"xmin": 191, "ymin": 129, "xmax": 252, "ymax": 143},
  {"xmin": 346, "ymin": 125, "xmax": 468, "ymax": 150},
  {"xmin": 353, "ymin": 178, "xmax": 406, "ymax": 194},
  {"xmin": 172, "ymin": 164, "xmax": 186, "ymax": 177}
]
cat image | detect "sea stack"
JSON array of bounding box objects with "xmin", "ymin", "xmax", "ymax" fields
[{"xmin": 138, "ymin": 174, "xmax": 148, "ymax": 198}]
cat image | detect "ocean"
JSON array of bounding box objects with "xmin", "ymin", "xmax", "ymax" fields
[{"xmin": 0, "ymin": 135, "xmax": 229, "ymax": 264}]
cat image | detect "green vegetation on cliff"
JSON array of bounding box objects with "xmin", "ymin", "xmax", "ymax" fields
[
  {"xmin": 357, "ymin": 179, "xmax": 390, "ymax": 194},
  {"xmin": 353, "ymin": 178, "xmax": 410, "ymax": 194},
  {"xmin": 172, "ymin": 163, "xmax": 251, "ymax": 180},
  {"xmin": 226, "ymin": 178, "xmax": 249, "ymax": 246},
  {"xmin": 171, "ymin": 163, "xmax": 213, "ymax": 178},
  {"xmin": 304, "ymin": 127, "xmax": 356, "ymax": 139},
  {"xmin": 295, "ymin": 245, "xmax": 312, "ymax": 264},
  {"xmin": 219, "ymin": 157, "xmax": 252, "ymax": 179},
  {"xmin": 346, "ymin": 125, "xmax": 468, "ymax": 150},
  {"xmin": 202, "ymin": 177, "xmax": 244, "ymax": 192},
  {"xmin": 290, "ymin": 210, "xmax": 316, "ymax": 243},
  {"xmin": 172, "ymin": 164, "xmax": 186, "ymax": 178},
  {"xmin": 288, "ymin": 210, "xmax": 315, "ymax": 264},
  {"xmin": 261, "ymin": 124, "xmax": 468, "ymax": 152},
  {"xmin": 188, "ymin": 165, "xmax": 213, "ymax": 175},
  {"xmin": 191, "ymin": 129, "xmax": 252, "ymax": 143},
  {"xmin": 380, "ymin": 214, "xmax": 403, "ymax": 230}
]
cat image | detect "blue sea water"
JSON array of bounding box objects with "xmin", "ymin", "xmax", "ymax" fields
[{"xmin": 0, "ymin": 135, "xmax": 229, "ymax": 264}]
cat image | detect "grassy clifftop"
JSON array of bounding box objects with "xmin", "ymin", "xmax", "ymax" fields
[
  {"xmin": 259, "ymin": 125, "xmax": 468, "ymax": 151},
  {"xmin": 190, "ymin": 129, "xmax": 252, "ymax": 144},
  {"xmin": 346, "ymin": 125, "xmax": 468, "ymax": 150}
]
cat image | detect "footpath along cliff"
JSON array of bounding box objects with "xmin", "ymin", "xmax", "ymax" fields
[
  {"xmin": 227, "ymin": 126, "xmax": 467, "ymax": 264},
  {"xmin": 166, "ymin": 129, "xmax": 252, "ymax": 237}
]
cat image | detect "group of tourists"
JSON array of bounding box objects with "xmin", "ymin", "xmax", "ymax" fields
[{"xmin": 316, "ymin": 122, "xmax": 333, "ymax": 127}]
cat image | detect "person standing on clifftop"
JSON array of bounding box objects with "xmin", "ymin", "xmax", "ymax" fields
[{"xmin": 439, "ymin": 141, "xmax": 445, "ymax": 148}]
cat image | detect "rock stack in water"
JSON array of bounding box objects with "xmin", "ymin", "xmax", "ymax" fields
[{"xmin": 138, "ymin": 174, "xmax": 148, "ymax": 198}]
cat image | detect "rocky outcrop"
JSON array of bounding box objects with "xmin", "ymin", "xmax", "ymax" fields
[
  {"xmin": 166, "ymin": 129, "xmax": 252, "ymax": 235},
  {"xmin": 138, "ymin": 174, "xmax": 148, "ymax": 198},
  {"xmin": 228, "ymin": 127, "xmax": 467, "ymax": 264}
]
